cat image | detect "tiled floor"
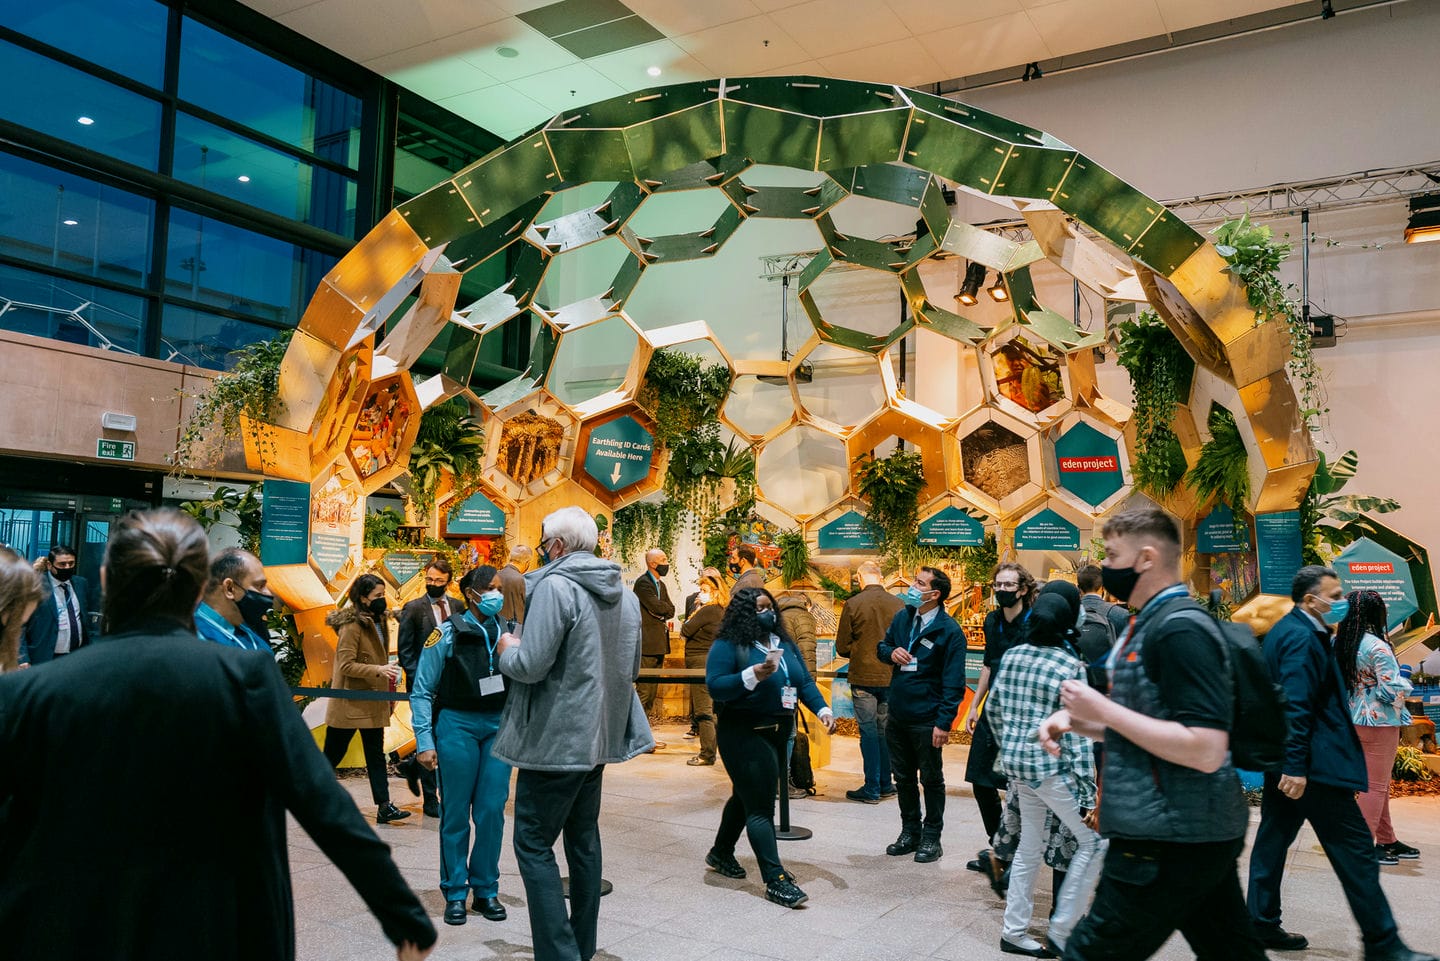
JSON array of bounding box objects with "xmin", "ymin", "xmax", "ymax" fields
[{"xmin": 295, "ymin": 724, "xmax": 1440, "ymax": 960}]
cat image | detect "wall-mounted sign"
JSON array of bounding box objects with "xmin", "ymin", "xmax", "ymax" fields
[
  {"xmin": 446, "ymin": 489, "xmax": 506, "ymax": 535},
  {"xmin": 1053, "ymin": 421, "xmax": 1123, "ymax": 507},
  {"xmin": 1196, "ymin": 504, "xmax": 1251, "ymax": 554},
  {"xmin": 1256, "ymin": 510, "xmax": 1303, "ymax": 596},
  {"xmin": 96, "ymin": 438, "xmax": 135, "ymax": 462},
  {"xmin": 817, "ymin": 510, "xmax": 880, "ymax": 551},
  {"xmin": 1015, "ymin": 508, "xmax": 1081, "ymax": 551},
  {"xmin": 917, "ymin": 506, "xmax": 986, "ymax": 547},
  {"xmin": 259, "ymin": 480, "xmax": 310, "ymax": 567},
  {"xmin": 1335, "ymin": 537, "xmax": 1419, "ymax": 630},
  {"xmin": 382, "ymin": 552, "xmax": 431, "ymax": 585},
  {"xmin": 583, "ymin": 415, "xmax": 654, "ymax": 492},
  {"xmin": 310, "ymin": 533, "xmax": 351, "ymax": 583}
]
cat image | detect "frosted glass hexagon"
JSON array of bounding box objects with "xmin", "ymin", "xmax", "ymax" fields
[
  {"xmin": 795, "ymin": 343, "xmax": 885, "ymax": 429},
  {"xmin": 805, "ymin": 263, "xmax": 905, "ymax": 341},
  {"xmin": 757, "ymin": 425, "xmax": 849, "ymax": 518},
  {"xmin": 536, "ymin": 182, "xmax": 621, "ymax": 223},
  {"xmin": 828, "ymin": 194, "xmax": 925, "ymax": 241},
  {"xmin": 547, "ymin": 316, "xmax": 639, "ymax": 407},
  {"xmin": 724, "ymin": 374, "xmax": 794, "ymax": 439}
]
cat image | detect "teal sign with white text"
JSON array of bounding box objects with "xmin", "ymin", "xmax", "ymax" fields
[
  {"xmin": 382, "ymin": 552, "xmax": 431, "ymax": 585},
  {"xmin": 1015, "ymin": 508, "xmax": 1081, "ymax": 551},
  {"xmin": 1053, "ymin": 421, "xmax": 1124, "ymax": 508},
  {"xmin": 447, "ymin": 490, "xmax": 506, "ymax": 535},
  {"xmin": 584, "ymin": 416, "xmax": 654, "ymax": 492},
  {"xmin": 1197, "ymin": 505, "xmax": 1251, "ymax": 554},
  {"xmin": 1335, "ymin": 537, "xmax": 1419, "ymax": 630},
  {"xmin": 817, "ymin": 510, "xmax": 880, "ymax": 551},
  {"xmin": 917, "ymin": 507, "xmax": 986, "ymax": 547},
  {"xmin": 259, "ymin": 479, "xmax": 310, "ymax": 567},
  {"xmin": 1256, "ymin": 510, "xmax": 1303, "ymax": 596}
]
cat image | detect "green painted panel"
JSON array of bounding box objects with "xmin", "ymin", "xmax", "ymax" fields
[
  {"xmin": 397, "ymin": 181, "xmax": 478, "ymax": 247},
  {"xmin": 1054, "ymin": 157, "xmax": 1165, "ymax": 255},
  {"xmin": 717, "ymin": 177, "xmax": 752, "ymax": 212},
  {"xmin": 803, "ymin": 288, "xmax": 907, "ymax": 354},
  {"xmin": 441, "ymin": 328, "xmax": 481, "ymax": 383},
  {"xmin": 648, "ymin": 154, "xmax": 749, "ymax": 192},
  {"xmin": 745, "ymin": 186, "xmax": 817, "ymax": 219},
  {"xmin": 458, "ymin": 282, "xmax": 525, "ymax": 333},
  {"xmin": 725, "ymin": 76, "xmax": 897, "ymax": 118},
  {"xmin": 570, "ymin": 81, "xmax": 717, "ymax": 130},
  {"xmin": 456, "ymin": 136, "xmax": 561, "ymax": 227},
  {"xmin": 797, "ymin": 247, "xmax": 836, "ymax": 292},
  {"xmin": 907, "ymin": 91, "xmax": 1069, "ymax": 149},
  {"xmin": 814, "ymin": 177, "xmax": 849, "ymax": 213},
  {"xmin": 917, "ymin": 177, "xmax": 951, "ymax": 240},
  {"xmin": 1130, "ymin": 210, "xmax": 1205, "ymax": 277},
  {"xmin": 840, "ymin": 164, "xmax": 930, "ymax": 206},
  {"xmin": 506, "ymin": 243, "xmax": 551, "ymax": 306},
  {"xmin": 625, "ymin": 101, "xmax": 725, "ymax": 184},
  {"xmin": 833, "ymin": 235, "xmax": 906, "ymax": 272},
  {"xmin": 902, "ymin": 111, "xmax": 1009, "ymax": 193},
  {"xmin": 721, "ymin": 100, "xmax": 818, "ymax": 170},
  {"xmin": 1002, "ymin": 266, "xmax": 1039, "ymax": 316},
  {"xmin": 1024, "ymin": 307, "xmax": 1104, "ymax": 351},
  {"xmin": 817, "ymin": 108, "xmax": 910, "ymax": 171},
  {"xmin": 536, "ymin": 204, "xmax": 615, "ymax": 252},
  {"xmin": 993, "ymin": 144, "xmax": 1078, "ymax": 202},
  {"xmin": 546, "ymin": 127, "xmax": 635, "ymax": 184},
  {"xmin": 440, "ymin": 197, "xmax": 544, "ymax": 274},
  {"xmin": 707, "ymin": 203, "xmax": 745, "ymax": 249},
  {"xmin": 643, "ymin": 231, "xmax": 724, "ymax": 263},
  {"xmin": 915, "ymin": 303, "xmax": 985, "ymax": 345},
  {"xmin": 528, "ymin": 315, "xmax": 559, "ymax": 381},
  {"xmin": 607, "ymin": 250, "xmax": 646, "ymax": 307}
]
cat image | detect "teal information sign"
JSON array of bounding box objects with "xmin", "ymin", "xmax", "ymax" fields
[
  {"xmin": 584, "ymin": 416, "xmax": 654, "ymax": 492},
  {"xmin": 1197, "ymin": 505, "xmax": 1251, "ymax": 554},
  {"xmin": 447, "ymin": 490, "xmax": 506, "ymax": 535},
  {"xmin": 1053, "ymin": 422, "xmax": 1124, "ymax": 507},
  {"xmin": 1335, "ymin": 537, "xmax": 1419, "ymax": 630},
  {"xmin": 817, "ymin": 510, "xmax": 880, "ymax": 551},
  {"xmin": 259, "ymin": 480, "xmax": 310, "ymax": 566},
  {"xmin": 1015, "ymin": 508, "xmax": 1081, "ymax": 551},
  {"xmin": 382, "ymin": 552, "xmax": 430, "ymax": 585},
  {"xmin": 1256, "ymin": 510, "xmax": 1303, "ymax": 596},
  {"xmin": 311, "ymin": 532, "xmax": 351, "ymax": 582},
  {"xmin": 917, "ymin": 507, "xmax": 986, "ymax": 547}
]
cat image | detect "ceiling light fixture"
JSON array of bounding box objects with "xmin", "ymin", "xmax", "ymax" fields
[
  {"xmin": 988, "ymin": 274, "xmax": 1010, "ymax": 302},
  {"xmin": 1405, "ymin": 194, "xmax": 1440, "ymax": 244},
  {"xmin": 237, "ymin": 175, "xmax": 250, "ymax": 182},
  {"xmin": 646, "ymin": 66, "xmax": 661, "ymax": 77},
  {"xmin": 63, "ymin": 219, "xmax": 79, "ymax": 226},
  {"xmin": 1022, "ymin": 61, "xmax": 1043, "ymax": 82},
  {"xmin": 955, "ymin": 261, "xmax": 986, "ymax": 306},
  {"xmin": 76, "ymin": 116, "xmax": 94, "ymax": 125}
]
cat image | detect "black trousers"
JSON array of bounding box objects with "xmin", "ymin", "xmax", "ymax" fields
[
  {"xmin": 714, "ymin": 711, "xmax": 792, "ymax": 883},
  {"xmin": 1064, "ymin": 838, "xmax": 1266, "ymax": 961},
  {"xmin": 513, "ymin": 765, "xmax": 605, "ymax": 961},
  {"xmin": 887, "ymin": 721, "xmax": 945, "ymax": 835},
  {"xmin": 321, "ymin": 726, "xmax": 390, "ymax": 805},
  {"xmin": 1247, "ymin": 776, "xmax": 1400, "ymax": 951},
  {"xmin": 403, "ymin": 667, "xmax": 439, "ymax": 805}
]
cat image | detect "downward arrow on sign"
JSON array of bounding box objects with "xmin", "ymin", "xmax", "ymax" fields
[{"xmin": 611, "ymin": 462, "xmax": 623, "ymax": 485}]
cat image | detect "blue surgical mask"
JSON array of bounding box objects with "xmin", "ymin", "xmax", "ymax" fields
[
  {"xmin": 902, "ymin": 586, "xmax": 925, "ymax": 608},
  {"xmin": 1322, "ymin": 597, "xmax": 1350, "ymax": 626},
  {"xmin": 477, "ymin": 590, "xmax": 504, "ymax": 617}
]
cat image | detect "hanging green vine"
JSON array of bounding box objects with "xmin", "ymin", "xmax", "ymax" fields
[
  {"xmin": 1115, "ymin": 310, "xmax": 1193, "ymax": 496},
  {"xmin": 1186, "ymin": 405, "xmax": 1251, "ymax": 510},
  {"xmin": 855, "ymin": 448, "xmax": 926, "ymax": 568},
  {"xmin": 637, "ymin": 348, "xmax": 737, "ymax": 522},
  {"xmin": 178, "ymin": 483, "xmax": 264, "ymax": 554},
  {"xmin": 406, "ymin": 398, "xmax": 486, "ymax": 522},
  {"xmin": 1212, "ymin": 214, "xmax": 1325, "ymax": 428},
  {"xmin": 611, "ymin": 500, "xmax": 683, "ymax": 567},
  {"xmin": 174, "ymin": 331, "xmax": 292, "ymax": 472},
  {"xmin": 777, "ymin": 529, "xmax": 810, "ymax": 586}
]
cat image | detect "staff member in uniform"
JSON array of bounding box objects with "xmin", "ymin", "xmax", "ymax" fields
[
  {"xmin": 412, "ymin": 565, "xmax": 512, "ymax": 927},
  {"xmin": 704, "ymin": 586, "xmax": 836, "ymax": 909}
]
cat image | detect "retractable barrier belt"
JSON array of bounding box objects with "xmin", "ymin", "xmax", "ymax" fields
[{"xmin": 290, "ymin": 669, "xmax": 847, "ymax": 699}]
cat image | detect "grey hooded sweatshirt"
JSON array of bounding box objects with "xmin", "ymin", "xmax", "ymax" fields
[{"xmin": 492, "ymin": 550, "xmax": 653, "ymax": 771}]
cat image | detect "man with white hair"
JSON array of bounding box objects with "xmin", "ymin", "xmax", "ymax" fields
[
  {"xmin": 493, "ymin": 507, "xmax": 652, "ymax": 961},
  {"xmin": 497, "ymin": 543, "xmax": 530, "ymax": 625}
]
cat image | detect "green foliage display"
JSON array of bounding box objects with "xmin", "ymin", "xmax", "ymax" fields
[
  {"xmin": 406, "ymin": 399, "xmax": 486, "ymax": 521},
  {"xmin": 174, "ymin": 331, "xmax": 291, "ymax": 471},
  {"xmin": 1300, "ymin": 449, "xmax": 1401, "ymax": 564},
  {"xmin": 1186, "ymin": 405, "xmax": 1251, "ymax": 510},
  {"xmin": 1115, "ymin": 310, "xmax": 1193, "ymax": 496},
  {"xmin": 813, "ymin": 570, "xmax": 857, "ymax": 603},
  {"xmin": 267, "ymin": 600, "xmax": 307, "ymax": 689},
  {"xmin": 178, "ymin": 483, "xmax": 263, "ymax": 554},
  {"xmin": 777, "ymin": 529, "xmax": 810, "ymax": 586},
  {"xmin": 855, "ymin": 448, "xmax": 926, "ymax": 567},
  {"xmin": 1394, "ymin": 745, "xmax": 1433, "ymax": 782},
  {"xmin": 364, "ymin": 507, "xmax": 406, "ymax": 548},
  {"xmin": 637, "ymin": 348, "xmax": 741, "ymax": 523},
  {"xmin": 611, "ymin": 500, "xmax": 682, "ymax": 567}
]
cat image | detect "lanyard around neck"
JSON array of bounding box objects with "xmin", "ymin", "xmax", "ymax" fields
[{"xmin": 753, "ymin": 638, "xmax": 790, "ymax": 683}]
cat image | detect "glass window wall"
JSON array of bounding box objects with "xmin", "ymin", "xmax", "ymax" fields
[
  {"xmin": 158, "ymin": 305, "xmax": 282, "ymax": 371},
  {"xmin": 0, "ymin": 260, "xmax": 146, "ymax": 353},
  {"xmin": 0, "ymin": 0, "xmax": 168, "ymax": 87}
]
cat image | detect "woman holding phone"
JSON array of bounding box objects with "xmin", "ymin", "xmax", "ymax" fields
[{"xmin": 703, "ymin": 586, "xmax": 836, "ymax": 908}]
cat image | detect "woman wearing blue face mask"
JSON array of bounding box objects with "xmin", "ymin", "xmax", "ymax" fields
[
  {"xmin": 410, "ymin": 565, "xmax": 514, "ymax": 927},
  {"xmin": 704, "ymin": 586, "xmax": 836, "ymax": 908}
]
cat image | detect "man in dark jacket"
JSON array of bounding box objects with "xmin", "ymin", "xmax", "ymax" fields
[
  {"xmin": 732, "ymin": 543, "xmax": 766, "ymax": 593},
  {"xmin": 836, "ymin": 560, "xmax": 903, "ymax": 803},
  {"xmin": 497, "ymin": 545, "xmax": 530, "ymax": 624},
  {"xmin": 1246, "ymin": 566, "xmax": 1434, "ymax": 961},
  {"xmin": 776, "ymin": 592, "xmax": 817, "ymax": 674},
  {"xmin": 396, "ymin": 557, "xmax": 454, "ymax": 816},
  {"xmin": 18, "ymin": 546, "xmax": 93, "ymax": 665},
  {"xmin": 633, "ymin": 548, "xmax": 674, "ymax": 750},
  {"xmin": 876, "ymin": 566, "xmax": 967, "ymax": 864}
]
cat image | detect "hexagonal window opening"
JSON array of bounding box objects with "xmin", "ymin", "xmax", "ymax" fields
[
  {"xmin": 992, "ymin": 334, "xmax": 1066, "ymax": 414},
  {"xmin": 724, "ymin": 374, "xmax": 794, "ymax": 438},
  {"xmin": 756, "ymin": 425, "xmax": 849, "ymax": 518},
  {"xmin": 737, "ymin": 165, "xmax": 831, "ymax": 189},
  {"xmin": 535, "ymin": 182, "xmax": 622, "ymax": 224},
  {"xmin": 961, "ymin": 423, "xmax": 1032, "ymax": 502},
  {"xmin": 347, "ymin": 378, "xmax": 416, "ymax": 481},
  {"xmin": 496, "ymin": 410, "xmax": 569, "ymax": 489},
  {"xmin": 828, "ymin": 194, "xmax": 927, "ymax": 241},
  {"xmin": 888, "ymin": 330, "xmax": 983, "ymax": 420},
  {"xmin": 805, "ymin": 263, "xmax": 905, "ymax": 341},
  {"xmin": 535, "ymin": 235, "xmax": 633, "ymax": 312},
  {"xmin": 547, "ymin": 315, "xmax": 639, "ymax": 408},
  {"xmin": 795, "ymin": 343, "xmax": 885, "ymax": 428},
  {"xmin": 627, "ymin": 187, "xmax": 733, "ymax": 238}
]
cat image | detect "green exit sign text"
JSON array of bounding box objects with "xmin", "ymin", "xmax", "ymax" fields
[{"xmin": 97, "ymin": 439, "xmax": 136, "ymax": 461}]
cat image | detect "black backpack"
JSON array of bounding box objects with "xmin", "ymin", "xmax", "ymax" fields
[
  {"xmin": 1076, "ymin": 605, "xmax": 1117, "ymax": 693},
  {"xmin": 789, "ymin": 713, "xmax": 816, "ymax": 794},
  {"xmin": 1160, "ymin": 599, "xmax": 1290, "ymax": 772}
]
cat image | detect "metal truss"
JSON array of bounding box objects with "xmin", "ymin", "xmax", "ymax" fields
[{"xmin": 1164, "ymin": 164, "xmax": 1440, "ymax": 226}]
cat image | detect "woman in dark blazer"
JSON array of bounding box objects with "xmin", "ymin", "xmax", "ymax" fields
[
  {"xmin": 704, "ymin": 586, "xmax": 836, "ymax": 909},
  {"xmin": 0, "ymin": 509, "xmax": 435, "ymax": 960}
]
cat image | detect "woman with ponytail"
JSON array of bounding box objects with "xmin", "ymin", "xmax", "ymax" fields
[
  {"xmin": 0, "ymin": 509, "xmax": 435, "ymax": 960},
  {"xmin": 0, "ymin": 547, "xmax": 43, "ymax": 672}
]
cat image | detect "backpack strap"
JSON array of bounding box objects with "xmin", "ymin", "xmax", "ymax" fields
[{"xmin": 1163, "ymin": 607, "xmax": 1234, "ymax": 676}]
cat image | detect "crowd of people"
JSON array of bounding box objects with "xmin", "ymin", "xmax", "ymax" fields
[{"xmin": 0, "ymin": 505, "xmax": 1435, "ymax": 961}]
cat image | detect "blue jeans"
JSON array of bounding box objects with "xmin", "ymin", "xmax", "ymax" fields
[
  {"xmin": 435, "ymin": 709, "xmax": 511, "ymax": 901},
  {"xmin": 852, "ymin": 685, "xmax": 892, "ymax": 796}
]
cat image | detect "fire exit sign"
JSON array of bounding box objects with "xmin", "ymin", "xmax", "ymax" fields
[{"xmin": 96, "ymin": 439, "xmax": 136, "ymax": 461}]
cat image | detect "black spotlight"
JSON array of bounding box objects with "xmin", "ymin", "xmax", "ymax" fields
[
  {"xmin": 1321, "ymin": 0, "xmax": 1335, "ymax": 19},
  {"xmin": 1022, "ymin": 61, "xmax": 1043, "ymax": 82},
  {"xmin": 955, "ymin": 261, "xmax": 986, "ymax": 306}
]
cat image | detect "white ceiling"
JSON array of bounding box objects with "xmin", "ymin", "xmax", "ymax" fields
[{"xmin": 244, "ymin": 0, "xmax": 1303, "ymax": 141}]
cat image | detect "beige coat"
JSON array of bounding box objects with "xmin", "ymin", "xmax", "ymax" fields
[{"xmin": 324, "ymin": 606, "xmax": 394, "ymax": 729}]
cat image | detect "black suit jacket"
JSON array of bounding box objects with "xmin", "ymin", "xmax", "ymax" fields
[
  {"xmin": 19, "ymin": 573, "xmax": 93, "ymax": 666},
  {"xmin": 0, "ymin": 623, "xmax": 435, "ymax": 959},
  {"xmin": 633, "ymin": 572, "xmax": 675, "ymax": 657},
  {"xmin": 396, "ymin": 595, "xmax": 447, "ymax": 679},
  {"xmin": 1265, "ymin": 607, "xmax": 1368, "ymax": 790}
]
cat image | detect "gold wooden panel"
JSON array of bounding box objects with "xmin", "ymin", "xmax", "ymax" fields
[
  {"xmin": 320, "ymin": 211, "xmax": 429, "ymax": 316},
  {"xmin": 570, "ymin": 405, "xmax": 667, "ymax": 509},
  {"xmin": 276, "ymin": 327, "xmax": 348, "ymax": 433},
  {"xmin": 239, "ymin": 416, "xmax": 311, "ymax": 480},
  {"xmin": 845, "ymin": 408, "xmax": 955, "ymax": 505},
  {"xmin": 512, "ymin": 479, "xmax": 610, "ymax": 562},
  {"xmin": 293, "ymin": 606, "xmax": 337, "ymax": 688},
  {"xmin": 308, "ymin": 345, "xmax": 372, "ymax": 478},
  {"xmin": 376, "ymin": 266, "xmax": 463, "ymax": 370}
]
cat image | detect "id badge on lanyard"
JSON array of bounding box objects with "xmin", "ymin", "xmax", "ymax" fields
[
  {"xmin": 756, "ymin": 638, "xmax": 796, "ymax": 708},
  {"xmin": 476, "ymin": 621, "xmax": 505, "ymax": 695}
]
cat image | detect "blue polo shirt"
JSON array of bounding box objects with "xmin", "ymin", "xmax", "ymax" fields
[{"xmin": 195, "ymin": 601, "xmax": 270, "ymax": 652}]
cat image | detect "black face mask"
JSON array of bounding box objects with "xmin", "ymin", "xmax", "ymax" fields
[
  {"xmin": 994, "ymin": 589, "xmax": 1020, "ymax": 609},
  {"xmin": 52, "ymin": 566, "xmax": 75, "ymax": 583},
  {"xmin": 367, "ymin": 597, "xmax": 388, "ymax": 618},
  {"xmin": 1101, "ymin": 565, "xmax": 1141, "ymax": 605},
  {"xmin": 728, "ymin": 562, "xmax": 742, "ymax": 575},
  {"xmin": 655, "ymin": 564, "xmax": 670, "ymax": 577},
  {"xmin": 237, "ymin": 589, "xmax": 274, "ymax": 637},
  {"xmin": 425, "ymin": 584, "xmax": 447, "ymax": 600},
  {"xmin": 756, "ymin": 609, "xmax": 777, "ymax": 631}
]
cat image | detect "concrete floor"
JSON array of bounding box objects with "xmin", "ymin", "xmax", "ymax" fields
[{"xmin": 294, "ymin": 724, "xmax": 1440, "ymax": 960}]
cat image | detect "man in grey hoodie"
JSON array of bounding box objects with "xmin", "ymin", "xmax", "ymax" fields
[{"xmin": 494, "ymin": 506, "xmax": 652, "ymax": 961}]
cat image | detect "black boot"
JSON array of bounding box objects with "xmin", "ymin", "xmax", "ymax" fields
[
  {"xmin": 886, "ymin": 829, "xmax": 919, "ymax": 856},
  {"xmin": 914, "ymin": 832, "xmax": 943, "ymax": 863}
]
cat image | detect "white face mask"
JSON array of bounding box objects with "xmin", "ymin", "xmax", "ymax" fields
[{"xmin": 697, "ymin": 590, "xmax": 712, "ymax": 605}]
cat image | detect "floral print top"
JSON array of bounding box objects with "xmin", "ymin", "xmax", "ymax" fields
[{"xmin": 1349, "ymin": 632, "xmax": 1413, "ymax": 727}]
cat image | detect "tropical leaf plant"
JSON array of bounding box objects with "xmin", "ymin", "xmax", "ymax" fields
[
  {"xmin": 1300, "ymin": 449, "xmax": 1400, "ymax": 563},
  {"xmin": 777, "ymin": 529, "xmax": 810, "ymax": 586},
  {"xmin": 405, "ymin": 399, "xmax": 486, "ymax": 521},
  {"xmin": 1185, "ymin": 405, "xmax": 1251, "ymax": 510},
  {"xmin": 1114, "ymin": 310, "xmax": 1193, "ymax": 496},
  {"xmin": 855, "ymin": 448, "xmax": 926, "ymax": 567}
]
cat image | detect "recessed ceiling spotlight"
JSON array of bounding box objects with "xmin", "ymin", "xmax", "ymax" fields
[
  {"xmin": 63, "ymin": 219, "xmax": 79, "ymax": 226},
  {"xmin": 237, "ymin": 175, "xmax": 251, "ymax": 183},
  {"xmin": 646, "ymin": 66, "xmax": 662, "ymax": 77},
  {"xmin": 497, "ymin": 46, "xmax": 519, "ymax": 58},
  {"xmin": 77, "ymin": 116, "xmax": 95, "ymax": 125}
]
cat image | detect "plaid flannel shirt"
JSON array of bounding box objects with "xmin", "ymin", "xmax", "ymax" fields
[{"xmin": 988, "ymin": 641, "xmax": 1097, "ymax": 808}]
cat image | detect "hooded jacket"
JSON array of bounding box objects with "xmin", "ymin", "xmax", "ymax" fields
[
  {"xmin": 776, "ymin": 594, "xmax": 817, "ymax": 674},
  {"xmin": 323, "ymin": 605, "xmax": 393, "ymax": 730},
  {"xmin": 493, "ymin": 550, "xmax": 653, "ymax": 770}
]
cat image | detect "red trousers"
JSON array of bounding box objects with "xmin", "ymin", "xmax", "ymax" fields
[{"xmin": 1355, "ymin": 724, "xmax": 1400, "ymax": 845}]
